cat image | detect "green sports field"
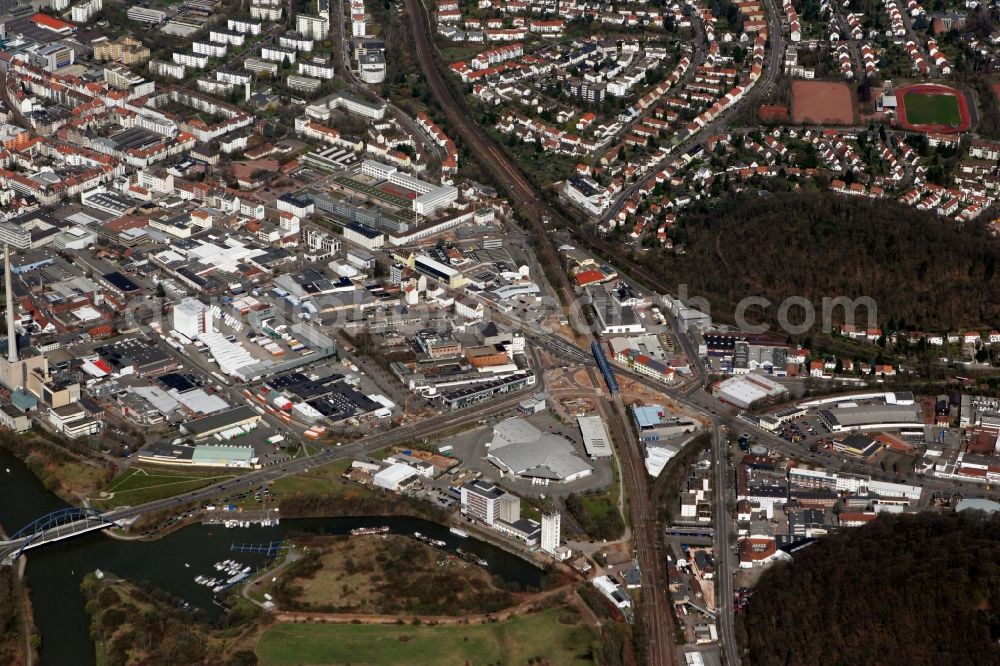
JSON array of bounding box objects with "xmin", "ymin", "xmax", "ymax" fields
[
  {"xmin": 902, "ymin": 92, "xmax": 962, "ymax": 126},
  {"xmin": 256, "ymin": 608, "xmax": 598, "ymax": 666}
]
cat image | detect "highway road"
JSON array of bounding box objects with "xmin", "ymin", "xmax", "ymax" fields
[
  {"xmin": 0, "ymin": 384, "xmax": 541, "ymax": 561},
  {"xmin": 711, "ymin": 421, "xmax": 739, "ymax": 666}
]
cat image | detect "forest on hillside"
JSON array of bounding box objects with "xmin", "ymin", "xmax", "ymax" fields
[
  {"xmin": 643, "ymin": 192, "xmax": 1000, "ymax": 331},
  {"xmin": 739, "ymin": 512, "xmax": 1000, "ymax": 666}
]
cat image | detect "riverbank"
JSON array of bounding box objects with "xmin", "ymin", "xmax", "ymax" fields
[
  {"xmin": 0, "ymin": 562, "xmax": 38, "ymax": 665},
  {"xmin": 81, "ymin": 572, "xmax": 262, "ymax": 666},
  {"xmin": 0, "ymin": 430, "xmax": 111, "ymax": 506},
  {"xmin": 3, "ymin": 436, "xmax": 552, "ymax": 666}
]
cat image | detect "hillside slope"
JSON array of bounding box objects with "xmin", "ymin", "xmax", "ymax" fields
[
  {"xmin": 739, "ymin": 512, "xmax": 1000, "ymax": 666},
  {"xmin": 645, "ymin": 192, "xmax": 1000, "ymax": 331}
]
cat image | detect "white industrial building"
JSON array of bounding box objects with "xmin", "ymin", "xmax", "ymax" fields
[
  {"xmin": 540, "ymin": 511, "xmax": 570, "ymax": 559},
  {"xmin": 373, "ymin": 462, "xmax": 420, "ymax": 491},
  {"xmin": 592, "ymin": 575, "xmax": 631, "ymax": 609},
  {"xmin": 713, "ymin": 374, "xmax": 788, "ymax": 410},
  {"xmin": 487, "ymin": 417, "xmax": 593, "ymax": 483}
]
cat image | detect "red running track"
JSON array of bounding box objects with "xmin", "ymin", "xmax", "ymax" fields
[{"xmin": 894, "ymin": 83, "xmax": 971, "ymax": 133}]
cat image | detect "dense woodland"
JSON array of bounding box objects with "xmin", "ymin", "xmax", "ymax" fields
[
  {"xmin": 645, "ymin": 192, "xmax": 1000, "ymax": 331},
  {"xmin": 739, "ymin": 512, "xmax": 1000, "ymax": 666},
  {"xmin": 82, "ymin": 575, "xmax": 260, "ymax": 666}
]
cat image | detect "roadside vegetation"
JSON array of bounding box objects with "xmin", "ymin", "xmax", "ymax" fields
[
  {"xmin": 91, "ymin": 465, "xmax": 242, "ymax": 510},
  {"xmin": 0, "ymin": 567, "xmax": 34, "ymax": 665},
  {"xmin": 565, "ymin": 459, "xmax": 625, "ymax": 541},
  {"xmin": 576, "ymin": 584, "xmax": 637, "ymax": 666},
  {"xmin": 0, "ymin": 430, "xmax": 112, "ymax": 502},
  {"xmin": 273, "ymin": 460, "xmax": 447, "ymax": 522}
]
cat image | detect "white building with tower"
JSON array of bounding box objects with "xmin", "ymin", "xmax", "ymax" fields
[
  {"xmin": 172, "ymin": 297, "xmax": 212, "ymax": 340},
  {"xmin": 542, "ymin": 512, "xmax": 560, "ymax": 552},
  {"xmin": 541, "ymin": 511, "xmax": 571, "ymax": 559}
]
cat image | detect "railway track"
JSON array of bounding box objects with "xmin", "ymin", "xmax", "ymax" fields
[{"xmin": 400, "ymin": 2, "xmax": 679, "ymax": 662}]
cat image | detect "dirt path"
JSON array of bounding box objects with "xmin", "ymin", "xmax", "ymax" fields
[{"xmin": 270, "ymin": 581, "xmax": 578, "ymax": 626}]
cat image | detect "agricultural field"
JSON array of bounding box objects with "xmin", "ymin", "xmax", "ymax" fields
[{"xmin": 256, "ymin": 608, "xmax": 599, "ymax": 666}]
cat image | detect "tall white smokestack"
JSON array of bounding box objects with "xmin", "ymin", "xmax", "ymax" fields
[{"xmin": 5, "ymin": 245, "xmax": 16, "ymax": 364}]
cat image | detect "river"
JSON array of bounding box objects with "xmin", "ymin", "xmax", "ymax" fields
[{"xmin": 0, "ymin": 450, "xmax": 544, "ymax": 665}]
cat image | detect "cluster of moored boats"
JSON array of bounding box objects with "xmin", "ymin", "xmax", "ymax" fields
[
  {"xmin": 221, "ymin": 518, "xmax": 279, "ymax": 528},
  {"xmin": 194, "ymin": 560, "xmax": 252, "ymax": 593}
]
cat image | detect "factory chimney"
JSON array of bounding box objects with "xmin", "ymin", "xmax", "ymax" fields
[{"xmin": 5, "ymin": 245, "xmax": 17, "ymax": 363}]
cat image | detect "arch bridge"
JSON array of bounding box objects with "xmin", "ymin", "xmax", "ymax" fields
[{"xmin": 2, "ymin": 507, "xmax": 118, "ymax": 561}]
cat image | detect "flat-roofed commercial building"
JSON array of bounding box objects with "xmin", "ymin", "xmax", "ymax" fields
[
  {"xmin": 578, "ymin": 415, "xmax": 613, "ymax": 458},
  {"xmin": 180, "ymin": 405, "xmax": 261, "ymax": 440},
  {"xmin": 460, "ymin": 479, "xmax": 520, "ymax": 526},
  {"xmin": 127, "ymin": 6, "xmax": 166, "ymax": 23},
  {"xmin": 819, "ymin": 403, "xmax": 924, "ymax": 432},
  {"xmin": 191, "ymin": 444, "xmax": 255, "ymax": 467},
  {"xmin": 713, "ymin": 373, "xmax": 787, "ymax": 409}
]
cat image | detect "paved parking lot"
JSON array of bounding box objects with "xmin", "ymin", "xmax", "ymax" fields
[{"xmin": 433, "ymin": 412, "xmax": 614, "ymax": 498}]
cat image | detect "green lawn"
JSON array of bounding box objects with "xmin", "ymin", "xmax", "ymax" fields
[
  {"xmin": 580, "ymin": 454, "xmax": 621, "ymax": 522},
  {"xmin": 256, "ymin": 608, "xmax": 598, "ymax": 666},
  {"xmin": 903, "ymin": 92, "xmax": 962, "ymax": 126},
  {"xmin": 268, "ymin": 461, "xmax": 352, "ymax": 495},
  {"xmin": 92, "ymin": 465, "xmax": 240, "ymax": 509}
]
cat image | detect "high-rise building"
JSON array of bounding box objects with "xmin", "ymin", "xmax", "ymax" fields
[
  {"xmin": 172, "ymin": 297, "xmax": 211, "ymax": 340},
  {"xmin": 541, "ymin": 512, "xmax": 561, "ymax": 555},
  {"xmin": 460, "ymin": 480, "xmax": 520, "ymax": 526},
  {"xmin": 295, "ymin": 13, "xmax": 328, "ymax": 40}
]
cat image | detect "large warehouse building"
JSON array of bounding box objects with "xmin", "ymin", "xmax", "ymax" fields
[
  {"xmin": 819, "ymin": 403, "xmax": 924, "ymax": 432},
  {"xmin": 487, "ymin": 417, "xmax": 593, "ymax": 483},
  {"xmin": 713, "ymin": 374, "xmax": 788, "ymax": 409}
]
